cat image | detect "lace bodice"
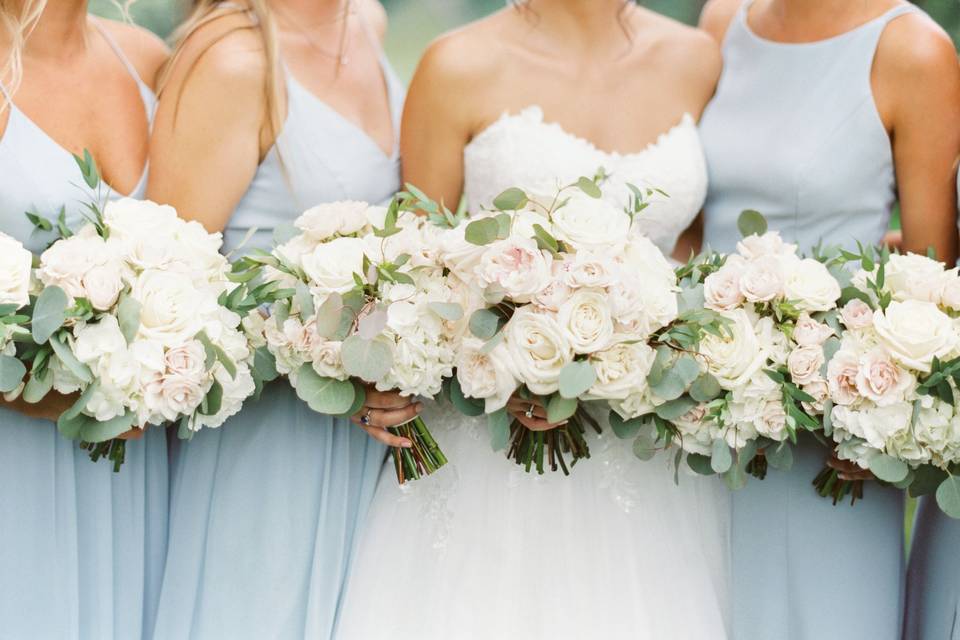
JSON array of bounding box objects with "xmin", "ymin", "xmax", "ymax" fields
[{"xmin": 463, "ymin": 106, "xmax": 708, "ymax": 254}]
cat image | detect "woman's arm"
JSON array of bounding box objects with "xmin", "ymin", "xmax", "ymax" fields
[
  {"xmin": 876, "ymin": 14, "xmax": 960, "ymax": 263},
  {"xmin": 146, "ymin": 18, "xmax": 268, "ymax": 230}
]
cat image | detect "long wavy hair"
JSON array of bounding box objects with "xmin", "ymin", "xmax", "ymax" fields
[{"xmin": 158, "ymin": 0, "xmax": 284, "ymax": 141}]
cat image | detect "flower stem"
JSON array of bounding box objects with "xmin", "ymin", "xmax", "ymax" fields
[
  {"xmin": 386, "ymin": 416, "xmax": 447, "ymax": 484},
  {"xmin": 812, "ymin": 465, "xmax": 864, "ymax": 506}
]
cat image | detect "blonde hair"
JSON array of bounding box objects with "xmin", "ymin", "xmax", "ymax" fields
[
  {"xmin": 1, "ymin": 0, "xmax": 47, "ymax": 102},
  {"xmin": 159, "ymin": 0, "xmax": 285, "ymax": 141}
]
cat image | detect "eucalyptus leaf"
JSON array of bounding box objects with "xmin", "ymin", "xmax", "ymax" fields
[
  {"xmin": 674, "ymin": 356, "xmax": 701, "ymax": 385},
  {"xmin": 609, "ymin": 410, "xmax": 643, "ymax": 439},
  {"xmin": 22, "ymin": 367, "xmax": 53, "ymax": 403},
  {"xmin": 632, "ymin": 429, "xmax": 658, "ymax": 461},
  {"xmin": 689, "ymin": 373, "xmax": 722, "ymax": 403},
  {"xmin": 0, "ymin": 355, "xmax": 25, "ymax": 393},
  {"xmin": 488, "ymin": 408, "xmax": 511, "ymax": 451},
  {"xmin": 294, "ymin": 365, "xmax": 357, "ymax": 415},
  {"xmin": 469, "ymin": 308, "xmax": 500, "ymax": 341},
  {"xmin": 340, "ymin": 336, "xmax": 392, "ymax": 382},
  {"xmin": 464, "ymin": 218, "xmax": 501, "ymax": 246},
  {"xmin": 558, "ymin": 361, "xmax": 596, "ymax": 399},
  {"xmin": 677, "ymin": 284, "xmax": 706, "ymax": 315},
  {"xmin": 546, "ymin": 394, "xmax": 578, "ymax": 424},
  {"xmin": 79, "ymin": 411, "xmax": 136, "ymax": 443},
  {"xmin": 314, "ymin": 293, "xmax": 344, "ymax": 338},
  {"xmin": 764, "ymin": 444, "xmax": 794, "ymax": 471},
  {"xmin": 724, "ymin": 462, "xmax": 749, "ymax": 491},
  {"xmin": 655, "ymin": 396, "xmax": 697, "ymax": 421},
  {"xmin": 253, "ymin": 346, "xmax": 279, "ymax": 383},
  {"xmin": 936, "ymin": 476, "xmax": 960, "ymax": 519},
  {"xmin": 117, "ymin": 296, "xmax": 141, "ymax": 344},
  {"xmin": 200, "ymin": 381, "xmax": 223, "ymax": 416},
  {"xmin": 576, "ymin": 177, "xmax": 602, "ymax": 198},
  {"xmin": 295, "ymin": 281, "xmax": 315, "ymax": 318},
  {"xmin": 910, "ymin": 464, "xmax": 949, "ymax": 497},
  {"xmin": 737, "ymin": 210, "xmax": 768, "ymax": 238},
  {"xmin": 357, "ymin": 308, "xmax": 388, "ymax": 340},
  {"xmin": 32, "ymin": 286, "xmax": 68, "ymax": 344},
  {"xmin": 687, "ymin": 453, "xmax": 716, "ymax": 476},
  {"xmin": 869, "ymin": 454, "xmax": 910, "ymax": 483},
  {"xmin": 649, "ymin": 370, "xmax": 686, "ymax": 402},
  {"xmin": 450, "ymin": 377, "xmax": 486, "ymax": 417},
  {"xmin": 492, "ymin": 187, "xmax": 529, "ymax": 211},
  {"xmin": 48, "ymin": 333, "xmax": 93, "ymax": 384},
  {"xmin": 711, "ymin": 439, "xmax": 733, "ymax": 474},
  {"xmin": 428, "ymin": 302, "xmax": 464, "ymax": 322}
]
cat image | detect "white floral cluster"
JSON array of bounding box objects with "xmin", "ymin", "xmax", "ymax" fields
[
  {"xmin": 441, "ymin": 191, "xmax": 679, "ymax": 413},
  {"xmin": 829, "ymin": 254, "xmax": 960, "ymax": 470},
  {"xmin": 263, "ymin": 201, "xmax": 462, "ymax": 398},
  {"xmin": 0, "ymin": 232, "xmax": 34, "ymax": 356},
  {"xmin": 670, "ymin": 232, "xmax": 841, "ymax": 457},
  {"xmin": 36, "ymin": 199, "xmax": 255, "ymax": 431}
]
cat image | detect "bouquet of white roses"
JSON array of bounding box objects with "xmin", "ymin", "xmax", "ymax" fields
[
  {"xmin": 255, "ymin": 197, "xmax": 465, "ymax": 483},
  {"xmin": 614, "ymin": 212, "xmax": 842, "ymax": 489},
  {"xmin": 438, "ymin": 176, "xmax": 681, "ymax": 474},
  {"xmin": 0, "ymin": 232, "xmax": 36, "ymax": 395},
  {"xmin": 819, "ymin": 247, "xmax": 960, "ymax": 514}
]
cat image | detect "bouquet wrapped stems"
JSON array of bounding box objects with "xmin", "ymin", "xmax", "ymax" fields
[
  {"xmin": 81, "ymin": 438, "xmax": 126, "ymax": 473},
  {"xmin": 746, "ymin": 453, "xmax": 768, "ymax": 481},
  {"xmin": 507, "ymin": 407, "xmax": 600, "ymax": 475},
  {"xmin": 387, "ymin": 416, "xmax": 447, "ymax": 484},
  {"xmin": 812, "ymin": 466, "xmax": 865, "ymax": 505}
]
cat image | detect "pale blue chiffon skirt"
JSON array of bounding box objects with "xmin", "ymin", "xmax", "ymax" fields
[
  {"xmin": 904, "ymin": 497, "xmax": 960, "ymax": 639},
  {"xmin": 0, "ymin": 406, "xmax": 168, "ymax": 640},
  {"xmin": 152, "ymin": 383, "xmax": 383, "ymax": 640},
  {"xmin": 732, "ymin": 436, "xmax": 905, "ymax": 640}
]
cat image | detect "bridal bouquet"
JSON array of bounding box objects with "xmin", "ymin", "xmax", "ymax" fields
[
  {"xmin": 438, "ymin": 177, "xmax": 681, "ymax": 474},
  {"xmin": 0, "ymin": 233, "xmax": 36, "ymax": 395},
  {"xmin": 817, "ymin": 248, "xmax": 960, "ymax": 514},
  {"xmin": 255, "ymin": 198, "xmax": 464, "ymax": 483},
  {"xmin": 614, "ymin": 212, "xmax": 842, "ymax": 488}
]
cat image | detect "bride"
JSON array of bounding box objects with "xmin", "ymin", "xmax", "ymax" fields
[{"xmin": 336, "ymin": 2, "xmax": 729, "ymax": 638}]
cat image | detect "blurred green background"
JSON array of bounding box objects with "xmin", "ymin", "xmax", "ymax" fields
[{"xmin": 93, "ymin": 0, "xmax": 960, "ymax": 80}]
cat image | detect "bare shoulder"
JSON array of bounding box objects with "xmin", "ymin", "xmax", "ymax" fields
[
  {"xmin": 635, "ymin": 9, "xmax": 722, "ymax": 92},
  {"xmin": 95, "ymin": 18, "xmax": 169, "ymax": 89},
  {"xmin": 163, "ymin": 12, "xmax": 267, "ymax": 101},
  {"xmin": 358, "ymin": 0, "xmax": 389, "ymax": 42},
  {"xmin": 412, "ymin": 13, "xmax": 509, "ymax": 95},
  {"xmin": 698, "ymin": 0, "xmax": 743, "ymax": 43},
  {"xmin": 876, "ymin": 7, "xmax": 959, "ymax": 83}
]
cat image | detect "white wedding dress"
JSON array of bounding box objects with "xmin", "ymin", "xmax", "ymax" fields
[{"xmin": 335, "ymin": 107, "xmax": 731, "ymax": 640}]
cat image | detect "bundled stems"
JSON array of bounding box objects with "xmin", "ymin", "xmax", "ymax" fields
[
  {"xmin": 80, "ymin": 439, "xmax": 126, "ymax": 472},
  {"xmin": 387, "ymin": 416, "xmax": 447, "ymax": 484},
  {"xmin": 812, "ymin": 466, "xmax": 865, "ymax": 506},
  {"xmin": 746, "ymin": 454, "xmax": 768, "ymax": 480},
  {"xmin": 507, "ymin": 407, "xmax": 601, "ymax": 475}
]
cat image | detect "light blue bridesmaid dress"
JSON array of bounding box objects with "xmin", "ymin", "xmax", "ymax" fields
[
  {"xmin": 0, "ymin": 22, "xmax": 168, "ymax": 640},
  {"xmin": 150, "ymin": 53, "xmax": 403, "ymax": 640},
  {"xmin": 700, "ymin": 3, "xmax": 918, "ymax": 639},
  {"xmin": 902, "ymin": 176, "xmax": 960, "ymax": 640}
]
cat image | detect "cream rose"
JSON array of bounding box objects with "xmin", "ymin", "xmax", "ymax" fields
[
  {"xmin": 295, "ymin": 201, "xmax": 370, "ymax": 241},
  {"xmin": 587, "ymin": 341, "xmax": 656, "ymax": 401},
  {"xmin": 873, "ymin": 300, "xmax": 958, "ymax": 372},
  {"xmin": 736, "ymin": 232, "xmax": 797, "ymax": 260},
  {"xmin": 300, "ymin": 236, "xmax": 366, "ymax": 296},
  {"xmin": 133, "ymin": 270, "xmax": 204, "ymax": 346},
  {"xmin": 841, "ymin": 299, "xmax": 873, "ymax": 330},
  {"xmin": 455, "ymin": 337, "xmax": 517, "ymax": 412},
  {"xmin": 0, "ymin": 233, "xmax": 32, "ymax": 308},
  {"xmin": 698, "ymin": 308, "xmax": 766, "ymax": 390},
  {"xmin": 883, "ymin": 253, "xmax": 947, "ymax": 304},
  {"xmin": 556, "ymin": 290, "xmax": 615, "ymax": 354},
  {"xmin": 783, "ymin": 258, "xmax": 841, "ymax": 312},
  {"xmin": 827, "ymin": 348, "xmax": 862, "ymax": 406},
  {"xmin": 476, "ymin": 237, "xmax": 552, "ymax": 303},
  {"xmin": 855, "ymin": 348, "xmax": 915, "ymax": 406},
  {"xmin": 704, "ymin": 263, "xmax": 745, "ymax": 312},
  {"xmin": 502, "ymin": 307, "xmax": 574, "ymax": 395},
  {"xmin": 81, "ymin": 263, "xmax": 124, "ymax": 311},
  {"xmin": 739, "ymin": 256, "xmax": 784, "ymax": 303},
  {"xmin": 550, "ymin": 192, "xmax": 631, "ymax": 250},
  {"xmin": 787, "ymin": 345, "xmax": 824, "ymax": 385},
  {"xmin": 792, "ymin": 313, "xmax": 834, "ymax": 347}
]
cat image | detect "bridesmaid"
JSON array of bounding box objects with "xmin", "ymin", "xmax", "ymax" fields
[
  {"xmin": 687, "ymin": 0, "xmax": 960, "ymax": 639},
  {"xmin": 903, "ymin": 168, "xmax": 960, "ymax": 639},
  {"xmin": 0, "ymin": 2, "xmax": 169, "ymax": 639},
  {"xmin": 147, "ymin": 1, "xmax": 419, "ymax": 638}
]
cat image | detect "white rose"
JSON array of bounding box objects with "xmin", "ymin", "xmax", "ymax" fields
[
  {"xmin": 739, "ymin": 256, "xmax": 784, "ymax": 303},
  {"xmin": 133, "ymin": 270, "xmax": 204, "ymax": 347},
  {"xmin": 756, "ymin": 400, "xmax": 789, "ymax": 441},
  {"xmin": 841, "ymin": 299, "xmax": 874, "ymax": 330},
  {"xmin": 873, "ymin": 300, "xmax": 958, "ymax": 372},
  {"xmin": 586, "ymin": 341, "xmax": 656, "ymax": 401},
  {"xmin": 439, "ymin": 224, "xmax": 488, "ymax": 283},
  {"xmin": 704, "ymin": 263, "xmax": 745, "ymax": 312},
  {"xmin": 103, "ymin": 198, "xmax": 180, "ymax": 241},
  {"xmin": 550, "ymin": 192, "xmax": 631, "ymax": 250},
  {"xmin": 476, "ymin": 237, "xmax": 552, "ymax": 303},
  {"xmin": 455, "ymin": 337, "xmax": 517, "ymax": 412},
  {"xmin": 787, "ymin": 345, "xmax": 824, "ymax": 385},
  {"xmin": 502, "ymin": 307, "xmax": 574, "ymax": 395},
  {"xmin": 152, "ymin": 372, "xmax": 207, "ymax": 421},
  {"xmin": 802, "ymin": 379, "xmax": 830, "ymax": 413},
  {"xmin": 37, "ymin": 234, "xmax": 104, "ymax": 301},
  {"xmin": 164, "ymin": 340, "xmax": 207, "ymax": 380},
  {"xmin": 792, "ymin": 313, "xmax": 834, "ymax": 347},
  {"xmin": 827, "ymin": 348, "xmax": 862, "ymax": 406},
  {"xmin": 0, "ymin": 233, "xmax": 32, "ymax": 308},
  {"xmin": 736, "ymin": 232, "xmax": 797, "ymax": 259},
  {"xmin": 783, "ymin": 258, "xmax": 841, "ymax": 312},
  {"xmin": 532, "ymin": 276, "xmax": 572, "ymax": 313},
  {"xmin": 883, "ymin": 253, "xmax": 946, "ymax": 303},
  {"xmin": 559, "ymin": 251, "xmax": 616, "ymax": 289},
  {"xmin": 619, "ymin": 235, "xmax": 677, "ymax": 285},
  {"xmin": 310, "ymin": 340, "xmax": 347, "ymax": 379},
  {"xmin": 295, "ymin": 201, "xmax": 370, "ymax": 241},
  {"xmin": 855, "ymin": 348, "xmax": 915, "ymax": 406},
  {"xmin": 698, "ymin": 308, "xmax": 766, "ymax": 390},
  {"xmin": 301, "ymin": 237, "xmax": 366, "ymax": 296},
  {"xmin": 940, "ymin": 272, "xmax": 960, "ymax": 311},
  {"xmin": 556, "ymin": 290, "xmax": 615, "ymax": 354},
  {"xmin": 73, "ymin": 315, "xmax": 128, "ymax": 364},
  {"xmin": 81, "ymin": 263, "xmax": 124, "ymax": 311}
]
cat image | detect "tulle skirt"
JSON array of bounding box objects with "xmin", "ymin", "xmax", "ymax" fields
[
  {"xmin": 731, "ymin": 436, "xmax": 905, "ymax": 640},
  {"xmin": 152, "ymin": 383, "xmax": 384, "ymax": 640},
  {"xmin": 335, "ymin": 403, "xmax": 732, "ymax": 640},
  {"xmin": 904, "ymin": 497, "xmax": 960, "ymax": 640},
  {"xmin": 0, "ymin": 406, "xmax": 168, "ymax": 640}
]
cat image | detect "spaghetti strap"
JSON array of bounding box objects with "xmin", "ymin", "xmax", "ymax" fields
[
  {"xmin": 0, "ymin": 80, "xmax": 11, "ymax": 102},
  {"xmin": 89, "ymin": 18, "xmax": 148, "ymax": 89},
  {"xmin": 878, "ymin": 3, "xmax": 919, "ymax": 24}
]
